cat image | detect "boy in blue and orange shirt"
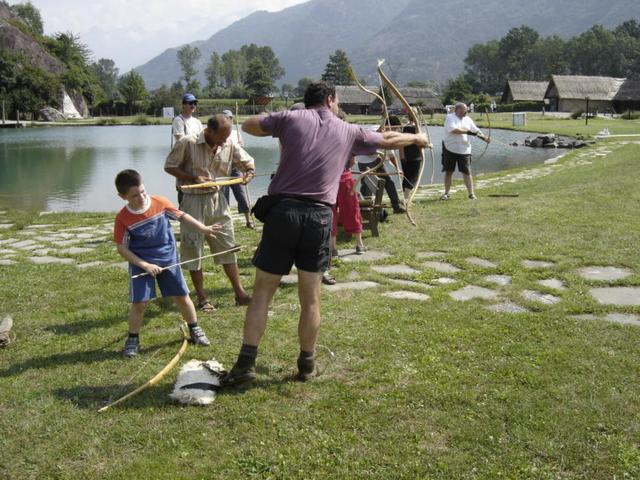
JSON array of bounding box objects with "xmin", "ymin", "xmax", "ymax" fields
[{"xmin": 114, "ymin": 169, "xmax": 221, "ymax": 357}]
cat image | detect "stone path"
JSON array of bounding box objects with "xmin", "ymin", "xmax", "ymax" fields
[
  {"xmin": 537, "ymin": 279, "xmax": 567, "ymax": 291},
  {"xmin": 484, "ymin": 275, "xmax": 511, "ymax": 286},
  {"xmin": 465, "ymin": 257, "xmax": 497, "ymax": 268},
  {"xmin": 521, "ymin": 290, "xmax": 561, "ymax": 305},
  {"xmin": 450, "ymin": 285, "xmax": 499, "ymax": 302},
  {"xmin": 522, "ymin": 259, "xmax": 555, "ymax": 269},
  {"xmin": 590, "ymin": 287, "xmax": 640, "ymax": 306},
  {"xmin": 422, "ymin": 261, "xmax": 461, "ymax": 274},
  {"xmin": 578, "ymin": 266, "xmax": 632, "ymax": 282},
  {"xmin": 372, "ymin": 264, "xmax": 420, "ymax": 276},
  {"xmin": 382, "ymin": 291, "xmax": 430, "ymax": 301}
]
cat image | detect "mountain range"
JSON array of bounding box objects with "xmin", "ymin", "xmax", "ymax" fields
[{"xmin": 136, "ymin": 0, "xmax": 640, "ymax": 89}]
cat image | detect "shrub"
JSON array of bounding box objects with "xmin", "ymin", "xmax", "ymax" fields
[{"xmin": 570, "ymin": 109, "xmax": 584, "ymax": 119}]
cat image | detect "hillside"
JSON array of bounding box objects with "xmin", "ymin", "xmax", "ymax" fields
[{"xmin": 135, "ymin": 0, "xmax": 640, "ymax": 89}]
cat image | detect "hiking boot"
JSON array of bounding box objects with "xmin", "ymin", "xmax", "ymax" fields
[
  {"xmin": 439, "ymin": 193, "xmax": 450, "ymax": 201},
  {"xmin": 322, "ymin": 271, "xmax": 336, "ymax": 285},
  {"xmin": 189, "ymin": 325, "xmax": 210, "ymax": 346},
  {"xmin": 122, "ymin": 336, "xmax": 139, "ymax": 358},
  {"xmin": 221, "ymin": 365, "xmax": 256, "ymax": 387},
  {"xmin": 297, "ymin": 355, "xmax": 316, "ymax": 382},
  {"xmin": 468, "ymin": 194, "xmax": 477, "ymax": 200}
]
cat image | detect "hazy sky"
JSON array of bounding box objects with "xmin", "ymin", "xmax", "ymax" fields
[{"xmin": 10, "ymin": 0, "xmax": 307, "ymax": 72}]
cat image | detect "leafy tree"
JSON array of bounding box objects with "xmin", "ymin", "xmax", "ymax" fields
[
  {"xmin": 92, "ymin": 58, "xmax": 119, "ymax": 101},
  {"xmin": 204, "ymin": 51, "xmax": 223, "ymax": 96},
  {"xmin": 566, "ymin": 25, "xmax": 622, "ymax": 76},
  {"xmin": 321, "ymin": 50, "xmax": 353, "ymax": 85},
  {"xmin": 177, "ymin": 45, "xmax": 201, "ymax": 86},
  {"xmin": 118, "ymin": 70, "xmax": 148, "ymax": 114},
  {"xmin": 280, "ymin": 83, "xmax": 295, "ymax": 98},
  {"xmin": 240, "ymin": 44, "xmax": 285, "ymax": 82},
  {"xmin": 147, "ymin": 84, "xmax": 182, "ymax": 115},
  {"xmin": 244, "ymin": 59, "xmax": 274, "ymax": 97},
  {"xmin": 441, "ymin": 74, "xmax": 473, "ymax": 105},
  {"xmin": 221, "ymin": 50, "xmax": 245, "ymax": 88},
  {"xmin": 295, "ymin": 77, "xmax": 314, "ymax": 97},
  {"xmin": 45, "ymin": 32, "xmax": 91, "ymax": 67},
  {"xmin": 10, "ymin": 1, "xmax": 43, "ymax": 36}
]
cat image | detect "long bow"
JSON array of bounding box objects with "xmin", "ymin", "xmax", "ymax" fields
[
  {"xmin": 181, "ymin": 177, "xmax": 245, "ymax": 190},
  {"xmin": 475, "ymin": 106, "xmax": 492, "ymax": 162},
  {"xmin": 98, "ymin": 324, "xmax": 189, "ymax": 412},
  {"xmin": 377, "ymin": 59, "xmax": 428, "ymax": 227}
]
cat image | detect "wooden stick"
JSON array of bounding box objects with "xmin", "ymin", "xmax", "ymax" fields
[{"xmin": 131, "ymin": 246, "xmax": 243, "ymax": 279}]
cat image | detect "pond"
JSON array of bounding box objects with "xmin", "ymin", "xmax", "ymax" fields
[{"xmin": 0, "ymin": 125, "xmax": 561, "ymax": 212}]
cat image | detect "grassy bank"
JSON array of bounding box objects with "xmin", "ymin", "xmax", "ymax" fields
[{"xmin": 0, "ymin": 140, "xmax": 639, "ymax": 479}]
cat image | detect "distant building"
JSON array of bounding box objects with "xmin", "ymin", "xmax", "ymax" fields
[
  {"xmin": 387, "ymin": 87, "xmax": 444, "ymax": 114},
  {"xmin": 501, "ymin": 80, "xmax": 548, "ymax": 105},
  {"xmin": 335, "ymin": 85, "xmax": 378, "ymax": 114},
  {"xmin": 543, "ymin": 75, "xmax": 640, "ymax": 113}
]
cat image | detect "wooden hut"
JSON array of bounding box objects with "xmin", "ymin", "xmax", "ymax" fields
[
  {"xmin": 335, "ymin": 85, "xmax": 377, "ymax": 114},
  {"xmin": 371, "ymin": 87, "xmax": 444, "ymax": 115},
  {"xmin": 544, "ymin": 75, "xmax": 625, "ymax": 113},
  {"xmin": 613, "ymin": 78, "xmax": 640, "ymax": 112},
  {"xmin": 500, "ymin": 80, "xmax": 548, "ymax": 104}
]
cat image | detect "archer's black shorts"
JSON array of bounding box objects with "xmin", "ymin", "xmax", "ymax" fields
[
  {"xmin": 442, "ymin": 143, "xmax": 472, "ymax": 175},
  {"xmin": 252, "ymin": 198, "xmax": 332, "ymax": 275},
  {"xmin": 401, "ymin": 159, "xmax": 422, "ymax": 190}
]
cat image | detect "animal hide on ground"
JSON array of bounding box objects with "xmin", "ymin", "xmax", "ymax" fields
[
  {"xmin": 169, "ymin": 359, "xmax": 226, "ymax": 405},
  {"xmin": 0, "ymin": 315, "xmax": 12, "ymax": 348}
]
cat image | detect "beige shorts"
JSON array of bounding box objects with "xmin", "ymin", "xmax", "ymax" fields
[{"xmin": 179, "ymin": 192, "xmax": 237, "ymax": 270}]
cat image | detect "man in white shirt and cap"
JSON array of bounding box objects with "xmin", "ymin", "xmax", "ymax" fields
[{"xmin": 441, "ymin": 102, "xmax": 490, "ymax": 200}]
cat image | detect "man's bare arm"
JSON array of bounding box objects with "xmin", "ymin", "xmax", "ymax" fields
[
  {"xmin": 379, "ymin": 131, "xmax": 431, "ymax": 150},
  {"xmin": 242, "ymin": 116, "xmax": 269, "ymax": 137}
]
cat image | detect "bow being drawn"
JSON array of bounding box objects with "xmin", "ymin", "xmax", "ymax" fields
[
  {"xmin": 475, "ymin": 106, "xmax": 492, "ymax": 163},
  {"xmin": 377, "ymin": 59, "xmax": 429, "ymax": 227}
]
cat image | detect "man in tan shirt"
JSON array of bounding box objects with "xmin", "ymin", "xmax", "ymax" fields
[{"xmin": 165, "ymin": 114, "xmax": 255, "ymax": 311}]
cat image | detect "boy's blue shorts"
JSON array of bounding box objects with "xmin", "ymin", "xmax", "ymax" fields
[{"xmin": 128, "ymin": 263, "xmax": 189, "ymax": 303}]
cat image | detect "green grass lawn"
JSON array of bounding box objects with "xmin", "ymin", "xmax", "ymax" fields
[{"xmin": 0, "ymin": 140, "xmax": 639, "ymax": 478}]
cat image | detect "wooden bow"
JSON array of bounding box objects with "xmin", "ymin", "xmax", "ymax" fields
[
  {"xmin": 377, "ymin": 59, "xmax": 428, "ymax": 227},
  {"xmin": 181, "ymin": 177, "xmax": 246, "ymax": 190},
  {"xmin": 98, "ymin": 324, "xmax": 189, "ymax": 413},
  {"xmin": 475, "ymin": 106, "xmax": 492, "ymax": 162}
]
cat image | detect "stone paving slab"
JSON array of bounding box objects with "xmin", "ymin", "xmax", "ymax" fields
[
  {"xmin": 433, "ymin": 277, "xmax": 457, "ymax": 285},
  {"xmin": 388, "ymin": 279, "xmax": 432, "ymax": 289},
  {"xmin": 11, "ymin": 240, "xmax": 37, "ymax": 249},
  {"xmin": 590, "ymin": 287, "xmax": 640, "ymax": 306},
  {"xmin": 604, "ymin": 313, "xmax": 640, "ymax": 326},
  {"xmin": 449, "ymin": 285, "xmax": 499, "ymax": 301},
  {"xmin": 522, "ymin": 260, "xmax": 555, "ymax": 269},
  {"xmin": 338, "ymin": 250, "xmax": 390, "ymax": 263},
  {"xmin": 0, "ymin": 259, "xmax": 16, "ymax": 265},
  {"xmin": 422, "ymin": 261, "xmax": 461, "ymax": 274},
  {"xmin": 372, "ymin": 264, "xmax": 421, "ymax": 275},
  {"xmin": 0, "ymin": 238, "xmax": 17, "ymax": 245},
  {"xmin": 416, "ymin": 251, "xmax": 447, "ymax": 259},
  {"xmin": 0, "ymin": 249, "xmax": 14, "ymax": 254},
  {"xmin": 59, "ymin": 247, "xmax": 96, "ymax": 255},
  {"xmin": 484, "ymin": 275, "xmax": 512, "ymax": 286},
  {"xmin": 76, "ymin": 261, "xmax": 106, "ymax": 269},
  {"xmin": 521, "ymin": 290, "xmax": 561, "ymax": 305},
  {"xmin": 324, "ymin": 281, "xmax": 380, "ymax": 292},
  {"xmin": 28, "ymin": 256, "xmax": 75, "ymax": 265},
  {"xmin": 50, "ymin": 239, "xmax": 83, "ymax": 247},
  {"xmin": 25, "ymin": 224, "xmax": 56, "ymax": 229},
  {"xmin": 382, "ymin": 290, "xmax": 430, "ymax": 301},
  {"xmin": 465, "ymin": 257, "xmax": 497, "ymax": 268},
  {"xmin": 487, "ymin": 302, "xmax": 529, "ymax": 313},
  {"xmin": 31, "ymin": 249, "xmax": 53, "ymax": 256},
  {"xmin": 108, "ymin": 262, "xmax": 130, "ymax": 271},
  {"xmin": 577, "ymin": 266, "xmax": 633, "ymax": 282},
  {"xmin": 0, "ymin": 224, "xmax": 14, "ymax": 229},
  {"xmin": 537, "ymin": 279, "xmax": 567, "ymax": 291}
]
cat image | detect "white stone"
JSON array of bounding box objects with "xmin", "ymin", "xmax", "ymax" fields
[
  {"xmin": 108, "ymin": 262, "xmax": 130, "ymax": 271},
  {"xmin": 31, "ymin": 249, "xmax": 52, "ymax": 256},
  {"xmin": 338, "ymin": 250, "xmax": 391, "ymax": 263},
  {"xmin": 28, "ymin": 256, "xmax": 75, "ymax": 265},
  {"xmin": 0, "ymin": 238, "xmax": 17, "ymax": 245},
  {"xmin": 11, "ymin": 240, "xmax": 37, "ymax": 249},
  {"xmin": 449, "ymin": 285, "xmax": 499, "ymax": 301},
  {"xmin": 388, "ymin": 279, "xmax": 432, "ymax": 289},
  {"xmin": 0, "ymin": 259, "xmax": 16, "ymax": 265},
  {"xmin": 0, "ymin": 224, "xmax": 14, "ymax": 229},
  {"xmin": 324, "ymin": 281, "xmax": 380, "ymax": 292},
  {"xmin": 416, "ymin": 251, "xmax": 447, "ymax": 259},
  {"xmin": 433, "ymin": 277, "xmax": 457, "ymax": 285},
  {"xmin": 537, "ymin": 279, "xmax": 567, "ymax": 291},
  {"xmin": 422, "ymin": 261, "xmax": 461, "ymax": 274},
  {"xmin": 17, "ymin": 230, "xmax": 37, "ymax": 236},
  {"xmin": 76, "ymin": 261, "xmax": 105, "ymax": 269},
  {"xmin": 25, "ymin": 224, "xmax": 56, "ymax": 229},
  {"xmin": 465, "ymin": 257, "xmax": 497, "ymax": 268},
  {"xmin": 522, "ymin": 260, "xmax": 555, "ymax": 269},
  {"xmin": 577, "ymin": 266, "xmax": 633, "ymax": 282},
  {"xmin": 372, "ymin": 264, "xmax": 421, "ymax": 275},
  {"xmin": 590, "ymin": 287, "xmax": 640, "ymax": 306},
  {"xmin": 382, "ymin": 291, "xmax": 430, "ymax": 301},
  {"xmin": 487, "ymin": 302, "xmax": 529, "ymax": 313},
  {"xmin": 59, "ymin": 247, "xmax": 95, "ymax": 255},
  {"xmin": 484, "ymin": 275, "xmax": 512, "ymax": 286},
  {"xmin": 50, "ymin": 239, "xmax": 82, "ymax": 247},
  {"xmin": 604, "ymin": 313, "xmax": 640, "ymax": 326},
  {"xmin": 521, "ymin": 290, "xmax": 561, "ymax": 305},
  {"xmin": 0, "ymin": 249, "xmax": 14, "ymax": 254}
]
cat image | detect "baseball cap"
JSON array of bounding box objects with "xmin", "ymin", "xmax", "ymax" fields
[
  {"xmin": 222, "ymin": 109, "xmax": 234, "ymax": 118},
  {"xmin": 182, "ymin": 93, "xmax": 197, "ymax": 103}
]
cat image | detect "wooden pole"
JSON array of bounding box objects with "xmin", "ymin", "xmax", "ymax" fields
[
  {"xmin": 585, "ymin": 97, "xmax": 589, "ymax": 126},
  {"xmin": 2, "ymin": 100, "xmax": 5, "ymax": 124}
]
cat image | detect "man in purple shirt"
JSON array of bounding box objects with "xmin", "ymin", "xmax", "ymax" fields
[{"xmin": 223, "ymin": 81, "xmax": 430, "ymax": 387}]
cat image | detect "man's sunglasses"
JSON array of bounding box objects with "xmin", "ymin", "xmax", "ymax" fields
[{"xmin": 186, "ymin": 101, "xmax": 198, "ymax": 106}]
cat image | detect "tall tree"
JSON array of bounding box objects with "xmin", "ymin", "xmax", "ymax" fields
[
  {"xmin": 204, "ymin": 51, "xmax": 223, "ymax": 96},
  {"xmin": 118, "ymin": 70, "xmax": 148, "ymax": 114},
  {"xmin": 92, "ymin": 58, "xmax": 119, "ymax": 101},
  {"xmin": 295, "ymin": 77, "xmax": 314, "ymax": 97},
  {"xmin": 321, "ymin": 50, "xmax": 353, "ymax": 85},
  {"xmin": 244, "ymin": 59, "xmax": 274, "ymax": 97},
  {"xmin": 441, "ymin": 74, "xmax": 473, "ymax": 105},
  {"xmin": 176, "ymin": 45, "xmax": 201, "ymax": 87},
  {"xmin": 10, "ymin": 1, "xmax": 43, "ymax": 36}
]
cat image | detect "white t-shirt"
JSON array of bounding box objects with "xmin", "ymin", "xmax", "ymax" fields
[
  {"xmin": 172, "ymin": 115, "xmax": 203, "ymax": 141},
  {"xmin": 443, "ymin": 113, "xmax": 482, "ymax": 155}
]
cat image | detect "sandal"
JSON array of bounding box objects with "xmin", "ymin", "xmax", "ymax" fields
[
  {"xmin": 245, "ymin": 221, "xmax": 255, "ymax": 229},
  {"xmin": 196, "ymin": 300, "xmax": 216, "ymax": 312}
]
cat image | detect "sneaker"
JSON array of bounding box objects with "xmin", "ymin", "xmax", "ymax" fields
[
  {"xmin": 297, "ymin": 355, "xmax": 316, "ymax": 382},
  {"xmin": 440, "ymin": 194, "xmax": 450, "ymax": 201},
  {"xmin": 355, "ymin": 245, "xmax": 367, "ymax": 255},
  {"xmin": 122, "ymin": 336, "xmax": 139, "ymax": 358},
  {"xmin": 189, "ymin": 325, "xmax": 210, "ymax": 346},
  {"xmin": 221, "ymin": 365, "xmax": 256, "ymax": 387},
  {"xmin": 322, "ymin": 271, "xmax": 336, "ymax": 285},
  {"xmin": 468, "ymin": 194, "xmax": 477, "ymax": 200}
]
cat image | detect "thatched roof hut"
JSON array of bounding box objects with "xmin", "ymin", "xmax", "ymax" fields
[
  {"xmin": 544, "ymin": 75, "xmax": 626, "ymax": 113},
  {"xmin": 613, "ymin": 78, "xmax": 640, "ymax": 111},
  {"xmin": 501, "ymin": 81, "xmax": 548, "ymax": 104},
  {"xmin": 335, "ymin": 85, "xmax": 378, "ymax": 114}
]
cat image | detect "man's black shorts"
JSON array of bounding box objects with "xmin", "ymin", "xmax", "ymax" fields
[
  {"xmin": 442, "ymin": 143, "xmax": 472, "ymax": 175},
  {"xmin": 252, "ymin": 198, "xmax": 332, "ymax": 275}
]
